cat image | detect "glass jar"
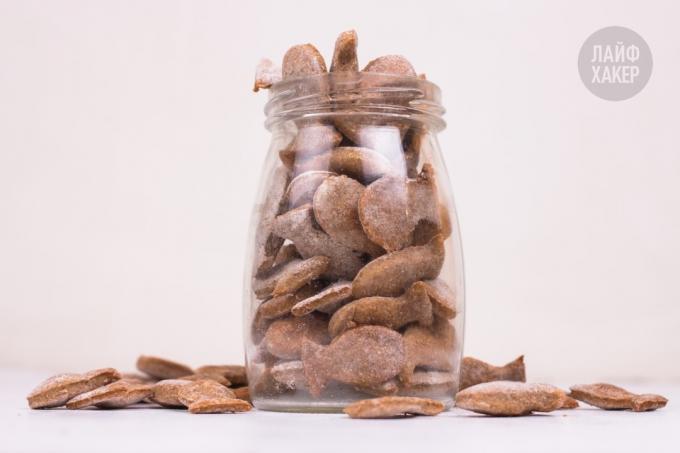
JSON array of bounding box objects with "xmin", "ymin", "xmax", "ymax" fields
[{"xmin": 243, "ymin": 72, "xmax": 464, "ymax": 412}]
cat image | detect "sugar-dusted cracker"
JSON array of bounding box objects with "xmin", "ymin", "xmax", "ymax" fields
[
  {"xmin": 569, "ymin": 383, "xmax": 667, "ymax": 412},
  {"xmin": 149, "ymin": 379, "xmax": 191, "ymax": 408},
  {"xmin": 252, "ymin": 283, "xmax": 326, "ymax": 343},
  {"xmin": 177, "ymin": 379, "xmax": 235, "ymax": 407},
  {"xmin": 285, "ymin": 171, "xmax": 336, "ymax": 209},
  {"xmin": 416, "ymin": 279, "xmax": 457, "ymax": 319},
  {"xmin": 195, "ymin": 365, "xmax": 247, "ymax": 387},
  {"xmin": 253, "ymin": 165, "xmax": 290, "ymax": 276},
  {"xmin": 289, "ymin": 125, "xmax": 343, "ymax": 158},
  {"xmin": 413, "ymin": 203, "xmax": 453, "ymax": 245},
  {"xmin": 136, "ymin": 355, "xmax": 194, "ymax": 380},
  {"xmin": 402, "ymin": 127, "xmax": 425, "ymax": 178},
  {"xmin": 253, "ymin": 58, "xmax": 282, "ymax": 92},
  {"xmin": 358, "ymin": 164, "xmax": 441, "ymax": 252},
  {"xmin": 253, "ymin": 256, "xmax": 329, "ymax": 299},
  {"xmin": 272, "ymin": 204, "xmax": 364, "ymax": 280},
  {"xmin": 330, "ymin": 30, "xmax": 359, "ymax": 72},
  {"xmin": 27, "ymin": 368, "xmax": 121, "ymax": 409},
  {"xmin": 328, "ymin": 282, "xmax": 432, "ymax": 337},
  {"xmin": 354, "ymin": 379, "xmax": 400, "ymax": 397},
  {"xmin": 313, "ymin": 175, "xmax": 383, "ymax": 256},
  {"xmin": 291, "ymin": 281, "xmax": 353, "ymax": 316},
  {"xmin": 120, "ymin": 373, "xmax": 157, "ymax": 385},
  {"xmin": 352, "ymin": 234, "xmax": 445, "ymax": 298},
  {"xmin": 271, "ymin": 243, "xmax": 301, "ymax": 267},
  {"xmin": 363, "ymin": 55, "xmax": 416, "ymax": 77},
  {"xmin": 460, "ymin": 356, "xmax": 526, "ymax": 391},
  {"xmin": 301, "ymin": 325, "xmax": 405, "ymax": 397},
  {"xmin": 293, "ymin": 147, "xmax": 395, "ymax": 185},
  {"xmin": 271, "ymin": 256, "xmax": 329, "ymax": 297},
  {"xmin": 263, "ymin": 314, "xmax": 329, "ymax": 360},
  {"xmin": 188, "ymin": 397, "xmax": 252, "ymax": 414},
  {"xmin": 282, "ymin": 43, "xmax": 327, "ymax": 79},
  {"xmin": 66, "ymin": 381, "xmax": 154, "ymax": 409},
  {"xmin": 455, "ymin": 381, "xmax": 568, "ymax": 416},
  {"xmin": 270, "ymin": 360, "xmax": 307, "ymax": 390},
  {"xmin": 255, "ymin": 294, "xmax": 298, "ymax": 321},
  {"xmin": 400, "ymin": 371, "xmax": 456, "ymax": 396},
  {"xmin": 178, "ymin": 373, "xmax": 231, "ymax": 387},
  {"xmin": 344, "ymin": 396, "xmax": 444, "ymax": 418},
  {"xmin": 400, "ymin": 318, "xmax": 455, "ymax": 383}
]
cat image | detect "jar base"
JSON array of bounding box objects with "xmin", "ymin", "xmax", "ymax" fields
[{"xmin": 253, "ymin": 395, "xmax": 455, "ymax": 414}]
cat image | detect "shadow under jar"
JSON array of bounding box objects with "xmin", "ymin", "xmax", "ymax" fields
[{"xmin": 243, "ymin": 72, "xmax": 465, "ymax": 413}]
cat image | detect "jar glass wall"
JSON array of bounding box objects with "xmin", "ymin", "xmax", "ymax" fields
[{"xmin": 243, "ymin": 73, "xmax": 464, "ymax": 412}]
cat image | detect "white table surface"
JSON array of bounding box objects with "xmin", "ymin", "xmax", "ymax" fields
[{"xmin": 2, "ymin": 369, "xmax": 678, "ymax": 453}]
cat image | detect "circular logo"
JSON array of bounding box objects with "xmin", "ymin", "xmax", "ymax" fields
[{"xmin": 578, "ymin": 26, "xmax": 653, "ymax": 101}]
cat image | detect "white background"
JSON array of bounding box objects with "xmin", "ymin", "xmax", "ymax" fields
[{"xmin": 1, "ymin": 0, "xmax": 678, "ymax": 382}]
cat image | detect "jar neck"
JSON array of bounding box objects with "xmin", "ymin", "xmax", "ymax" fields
[{"xmin": 264, "ymin": 72, "xmax": 446, "ymax": 132}]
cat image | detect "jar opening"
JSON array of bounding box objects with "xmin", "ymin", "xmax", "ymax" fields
[{"xmin": 264, "ymin": 72, "xmax": 446, "ymax": 131}]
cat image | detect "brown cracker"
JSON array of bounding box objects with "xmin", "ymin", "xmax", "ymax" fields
[
  {"xmin": 402, "ymin": 127, "xmax": 425, "ymax": 178},
  {"xmin": 352, "ymin": 234, "xmax": 445, "ymax": 298},
  {"xmin": 280, "ymin": 125, "xmax": 343, "ymax": 171},
  {"xmin": 560, "ymin": 396, "xmax": 580, "ymax": 409},
  {"xmin": 330, "ymin": 30, "xmax": 359, "ymax": 72},
  {"xmin": 271, "ymin": 243, "xmax": 301, "ymax": 268},
  {"xmin": 400, "ymin": 371, "xmax": 456, "ymax": 396},
  {"xmin": 301, "ymin": 325, "xmax": 405, "ymax": 397},
  {"xmin": 195, "ymin": 365, "xmax": 247, "ymax": 387},
  {"xmin": 178, "ymin": 373, "xmax": 231, "ymax": 387},
  {"xmin": 270, "ymin": 360, "xmax": 306, "ymax": 390},
  {"xmin": 417, "ymin": 279, "xmax": 457, "ymax": 319},
  {"xmin": 150, "ymin": 379, "xmax": 191, "ymax": 408},
  {"xmin": 253, "ymin": 256, "xmax": 329, "ymax": 299},
  {"xmin": 272, "ymin": 256, "xmax": 330, "ymax": 297},
  {"xmin": 188, "ymin": 397, "xmax": 252, "ymax": 414},
  {"xmin": 66, "ymin": 381, "xmax": 153, "ymax": 409},
  {"xmin": 27, "ymin": 368, "xmax": 121, "ymax": 409},
  {"xmin": 120, "ymin": 373, "xmax": 157, "ymax": 385},
  {"xmin": 282, "ymin": 44, "xmax": 327, "ymax": 79},
  {"xmin": 290, "ymin": 125, "xmax": 342, "ymax": 157},
  {"xmin": 291, "ymin": 280, "xmax": 353, "ymax": 316},
  {"xmin": 363, "ymin": 55, "xmax": 416, "ymax": 77},
  {"xmin": 354, "ymin": 379, "xmax": 400, "ymax": 397},
  {"xmin": 285, "ymin": 171, "xmax": 336, "ymax": 209},
  {"xmin": 400, "ymin": 318, "xmax": 455, "ymax": 383},
  {"xmin": 232, "ymin": 386, "xmax": 251, "ymax": 402},
  {"xmin": 328, "ymin": 282, "xmax": 433, "ymax": 337},
  {"xmin": 344, "ymin": 396, "xmax": 444, "ymax": 418},
  {"xmin": 253, "ymin": 166, "xmax": 289, "ymax": 276},
  {"xmin": 293, "ymin": 147, "xmax": 395, "ymax": 185},
  {"xmin": 177, "ymin": 380, "xmax": 235, "ymax": 406},
  {"xmin": 358, "ymin": 164, "xmax": 441, "ymax": 252},
  {"xmin": 569, "ymin": 383, "xmax": 668, "ymax": 412},
  {"xmin": 253, "ymin": 58, "xmax": 282, "ymax": 92},
  {"xmin": 136, "ymin": 355, "xmax": 193, "ymax": 380},
  {"xmin": 334, "ymin": 119, "xmax": 408, "ymax": 156},
  {"xmin": 263, "ymin": 314, "xmax": 329, "ymax": 360},
  {"xmin": 460, "ymin": 356, "xmax": 526, "ymax": 391},
  {"xmin": 358, "ymin": 174, "xmax": 409, "ymax": 251},
  {"xmin": 272, "ymin": 204, "xmax": 364, "ymax": 280},
  {"xmin": 313, "ymin": 175, "xmax": 383, "ymax": 256},
  {"xmin": 456, "ymin": 382, "xmax": 568, "ymax": 416},
  {"xmin": 413, "ymin": 203, "xmax": 452, "ymax": 245},
  {"xmin": 252, "ymin": 284, "xmax": 325, "ymax": 343}
]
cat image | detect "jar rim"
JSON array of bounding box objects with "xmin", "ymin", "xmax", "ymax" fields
[{"xmin": 264, "ymin": 72, "xmax": 446, "ymax": 131}]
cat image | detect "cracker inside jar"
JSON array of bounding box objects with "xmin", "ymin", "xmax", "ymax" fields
[{"xmin": 247, "ymin": 30, "xmax": 463, "ymax": 411}]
